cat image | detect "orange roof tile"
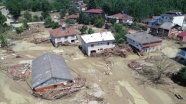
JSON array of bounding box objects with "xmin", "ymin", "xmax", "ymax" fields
[
  {"xmin": 112, "ymin": 13, "xmax": 133, "ymax": 20},
  {"xmin": 68, "ymin": 14, "xmax": 79, "ymax": 19}
]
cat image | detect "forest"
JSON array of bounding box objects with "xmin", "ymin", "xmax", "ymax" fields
[
  {"xmin": 85, "ymin": 0, "xmax": 186, "ymax": 21},
  {"xmin": 3, "ymin": 0, "xmax": 186, "ymax": 21}
]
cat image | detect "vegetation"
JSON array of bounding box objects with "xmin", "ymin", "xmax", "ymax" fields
[
  {"xmin": 23, "ymin": 11, "xmax": 32, "ymax": 22},
  {"xmin": 88, "ymin": 0, "xmax": 96, "ymax": 9},
  {"xmin": 68, "ymin": 7, "xmax": 77, "ymax": 15},
  {"xmin": 88, "ymin": 28, "xmax": 94, "ymax": 34},
  {"xmin": 51, "ymin": 21, "xmax": 60, "ymax": 29},
  {"xmin": 33, "ymin": 15, "xmax": 40, "ymax": 22},
  {"xmin": 0, "ymin": 11, "xmax": 6, "ymax": 24},
  {"xmin": 0, "ymin": 35, "xmax": 7, "ymax": 48},
  {"xmin": 172, "ymin": 67, "xmax": 186, "ymax": 86},
  {"xmin": 79, "ymin": 25, "xmax": 88, "ymax": 34},
  {"xmin": 66, "ymin": 19, "xmax": 75, "ymax": 25},
  {"xmin": 6, "ymin": 0, "xmax": 21, "ymax": 18},
  {"xmin": 44, "ymin": 16, "xmax": 52, "ymax": 28},
  {"xmin": 15, "ymin": 27, "xmax": 23, "ymax": 34},
  {"xmin": 59, "ymin": 9, "xmax": 66, "ymax": 19},
  {"xmin": 95, "ymin": 17, "xmax": 104, "ymax": 28},
  {"xmin": 22, "ymin": 20, "xmax": 29, "ymax": 30},
  {"xmin": 77, "ymin": 12, "xmax": 90, "ymax": 25},
  {"xmin": 41, "ymin": 11, "xmax": 50, "ymax": 20},
  {"xmin": 113, "ymin": 24, "xmax": 128, "ymax": 44}
]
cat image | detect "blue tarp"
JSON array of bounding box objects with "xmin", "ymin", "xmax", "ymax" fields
[{"xmin": 149, "ymin": 16, "xmax": 161, "ymax": 24}]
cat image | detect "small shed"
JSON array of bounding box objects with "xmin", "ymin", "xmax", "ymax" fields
[{"xmin": 32, "ymin": 53, "xmax": 73, "ymax": 92}]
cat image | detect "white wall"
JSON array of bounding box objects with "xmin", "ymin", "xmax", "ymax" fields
[
  {"xmin": 127, "ymin": 38, "xmax": 142, "ymax": 50},
  {"xmin": 81, "ymin": 40, "xmax": 115, "ymax": 56},
  {"xmin": 173, "ymin": 16, "xmax": 184, "ymax": 26},
  {"xmin": 51, "ymin": 34, "xmax": 78, "ymax": 47},
  {"xmin": 127, "ymin": 37, "xmax": 161, "ymax": 53}
]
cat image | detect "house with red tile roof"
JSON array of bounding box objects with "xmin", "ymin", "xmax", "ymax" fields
[
  {"xmin": 106, "ymin": 13, "xmax": 133, "ymax": 25},
  {"xmin": 68, "ymin": 14, "xmax": 79, "ymax": 19},
  {"xmin": 50, "ymin": 24, "xmax": 79, "ymax": 47},
  {"xmin": 85, "ymin": 9, "xmax": 103, "ymax": 14}
]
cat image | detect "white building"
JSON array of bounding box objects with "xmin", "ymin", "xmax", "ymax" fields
[
  {"xmin": 81, "ymin": 31, "xmax": 115, "ymax": 56},
  {"xmin": 126, "ymin": 32, "xmax": 162, "ymax": 53},
  {"xmin": 160, "ymin": 11, "xmax": 185, "ymax": 26},
  {"xmin": 50, "ymin": 25, "xmax": 79, "ymax": 47}
]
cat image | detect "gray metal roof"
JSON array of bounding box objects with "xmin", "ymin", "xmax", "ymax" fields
[
  {"xmin": 126, "ymin": 32, "xmax": 162, "ymax": 44},
  {"xmin": 32, "ymin": 53, "xmax": 73, "ymax": 89},
  {"xmin": 159, "ymin": 22, "xmax": 173, "ymax": 30}
]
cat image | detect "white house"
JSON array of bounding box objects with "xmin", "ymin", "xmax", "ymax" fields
[
  {"xmin": 126, "ymin": 32, "xmax": 162, "ymax": 53},
  {"xmin": 81, "ymin": 31, "xmax": 115, "ymax": 56},
  {"xmin": 50, "ymin": 25, "xmax": 79, "ymax": 47},
  {"xmin": 106, "ymin": 13, "xmax": 133, "ymax": 25},
  {"xmin": 160, "ymin": 11, "xmax": 185, "ymax": 26}
]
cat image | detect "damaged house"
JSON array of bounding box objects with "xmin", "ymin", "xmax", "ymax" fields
[
  {"xmin": 81, "ymin": 31, "xmax": 115, "ymax": 56},
  {"xmin": 32, "ymin": 53, "xmax": 73, "ymax": 92},
  {"xmin": 126, "ymin": 32, "xmax": 162, "ymax": 53},
  {"xmin": 50, "ymin": 24, "xmax": 79, "ymax": 47}
]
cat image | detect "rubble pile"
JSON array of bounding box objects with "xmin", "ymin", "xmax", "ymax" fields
[
  {"xmin": 33, "ymin": 77, "xmax": 86, "ymax": 100},
  {"xmin": 91, "ymin": 44, "xmax": 133, "ymax": 58},
  {"xmin": 0, "ymin": 63, "xmax": 30, "ymax": 81},
  {"xmin": 31, "ymin": 37, "xmax": 50, "ymax": 44},
  {"xmin": 57, "ymin": 41, "xmax": 79, "ymax": 47},
  {"xmin": 16, "ymin": 28, "xmax": 40, "ymax": 40},
  {"xmin": 128, "ymin": 60, "xmax": 143, "ymax": 73}
]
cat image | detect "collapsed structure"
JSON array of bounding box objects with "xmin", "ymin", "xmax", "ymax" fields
[
  {"xmin": 81, "ymin": 31, "xmax": 115, "ymax": 56},
  {"xmin": 126, "ymin": 32, "xmax": 162, "ymax": 53},
  {"xmin": 32, "ymin": 53, "xmax": 73, "ymax": 92}
]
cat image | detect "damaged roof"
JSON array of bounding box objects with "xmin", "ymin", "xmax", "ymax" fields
[
  {"xmin": 159, "ymin": 22, "xmax": 174, "ymax": 30},
  {"xmin": 32, "ymin": 53, "xmax": 73, "ymax": 89},
  {"xmin": 126, "ymin": 32, "xmax": 162, "ymax": 44}
]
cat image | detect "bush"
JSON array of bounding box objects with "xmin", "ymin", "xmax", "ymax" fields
[
  {"xmin": 88, "ymin": 28, "xmax": 94, "ymax": 34},
  {"xmin": 52, "ymin": 21, "xmax": 60, "ymax": 29},
  {"xmin": 15, "ymin": 27, "xmax": 23, "ymax": 34},
  {"xmin": 44, "ymin": 16, "xmax": 52, "ymax": 28},
  {"xmin": 95, "ymin": 18, "xmax": 104, "ymax": 28},
  {"xmin": 22, "ymin": 20, "xmax": 29, "ymax": 30},
  {"xmin": 66, "ymin": 19, "xmax": 75, "ymax": 24},
  {"xmin": 23, "ymin": 11, "xmax": 32, "ymax": 21},
  {"xmin": 0, "ymin": 35, "xmax": 6, "ymax": 47},
  {"xmin": 33, "ymin": 15, "xmax": 40, "ymax": 22},
  {"xmin": 79, "ymin": 25, "xmax": 88, "ymax": 34}
]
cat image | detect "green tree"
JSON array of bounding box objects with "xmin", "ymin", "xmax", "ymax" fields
[
  {"xmin": 41, "ymin": 11, "xmax": 50, "ymax": 20},
  {"xmin": 52, "ymin": 21, "xmax": 60, "ymax": 29},
  {"xmin": 33, "ymin": 15, "xmax": 40, "ymax": 22},
  {"xmin": 22, "ymin": 20, "xmax": 29, "ymax": 30},
  {"xmin": 23, "ymin": 11, "xmax": 32, "ymax": 21},
  {"xmin": 88, "ymin": 28, "xmax": 94, "ymax": 34},
  {"xmin": 102, "ymin": 2, "xmax": 111, "ymax": 15},
  {"xmin": 0, "ymin": 35, "xmax": 7, "ymax": 48},
  {"xmin": 77, "ymin": 12, "xmax": 90, "ymax": 25},
  {"xmin": 79, "ymin": 25, "xmax": 88, "ymax": 34},
  {"xmin": 95, "ymin": 18, "xmax": 104, "ymax": 28},
  {"xmin": 113, "ymin": 23, "xmax": 123, "ymax": 33},
  {"xmin": 6, "ymin": 0, "xmax": 21, "ymax": 18},
  {"xmin": 59, "ymin": 9, "xmax": 66, "ymax": 19},
  {"xmin": 176, "ymin": 67, "xmax": 186, "ymax": 84},
  {"xmin": 88, "ymin": 0, "xmax": 96, "ymax": 9},
  {"xmin": 44, "ymin": 16, "xmax": 52, "ymax": 27},
  {"xmin": 15, "ymin": 27, "xmax": 23, "ymax": 34},
  {"xmin": 68, "ymin": 7, "xmax": 77, "ymax": 15},
  {"xmin": 0, "ymin": 11, "xmax": 6, "ymax": 24},
  {"xmin": 66, "ymin": 19, "xmax": 75, "ymax": 24}
]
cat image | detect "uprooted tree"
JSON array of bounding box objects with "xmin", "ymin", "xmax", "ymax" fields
[{"xmin": 142, "ymin": 56, "xmax": 175, "ymax": 84}]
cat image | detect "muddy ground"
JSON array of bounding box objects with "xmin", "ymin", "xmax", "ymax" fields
[{"xmin": 0, "ymin": 24, "xmax": 186, "ymax": 104}]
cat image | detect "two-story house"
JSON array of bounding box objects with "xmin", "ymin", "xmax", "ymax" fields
[
  {"xmin": 50, "ymin": 24, "xmax": 79, "ymax": 47},
  {"xmin": 160, "ymin": 11, "xmax": 184, "ymax": 26},
  {"xmin": 81, "ymin": 31, "xmax": 115, "ymax": 56},
  {"xmin": 106, "ymin": 13, "xmax": 133, "ymax": 25},
  {"xmin": 126, "ymin": 32, "xmax": 162, "ymax": 53}
]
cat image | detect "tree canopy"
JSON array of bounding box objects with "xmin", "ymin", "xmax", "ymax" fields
[{"xmin": 0, "ymin": 11, "xmax": 6, "ymax": 24}]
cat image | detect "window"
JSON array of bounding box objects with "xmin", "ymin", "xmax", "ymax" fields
[
  {"xmin": 91, "ymin": 44, "xmax": 94, "ymax": 47},
  {"xmin": 107, "ymin": 42, "xmax": 109, "ymax": 45}
]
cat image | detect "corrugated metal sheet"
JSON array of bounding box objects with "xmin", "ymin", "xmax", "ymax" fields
[{"xmin": 32, "ymin": 53, "xmax": 73, "ymax": 89}]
